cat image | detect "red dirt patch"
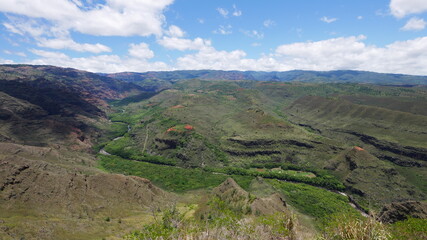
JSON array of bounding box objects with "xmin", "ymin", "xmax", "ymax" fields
[
  {"xmin": 354, "ymin": 146, "xmax": 364, "ymax": 151},
  {"xmin": 171, "ymin": 105, "xmax": 185, "ymax": 109},
  {"xmin": 226, "ymin": 95, "xmax": 237, "ymax": 101},
  {"xmin": 184, "ymin": 125, "xmax": 194, "ymax": 130},
  {"xmin": 166, "ymin": 127, "xmax": 177, "ymax": 132}
]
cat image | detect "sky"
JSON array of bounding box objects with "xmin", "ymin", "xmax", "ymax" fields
[{"xmin": 0, "ymin": 0, "xmax": 427, "ymax": 75}]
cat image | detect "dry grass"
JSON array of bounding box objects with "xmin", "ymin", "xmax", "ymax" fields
[{"xmin": 318, "ymin": 214, "xmax": 391, "ymax": 240}]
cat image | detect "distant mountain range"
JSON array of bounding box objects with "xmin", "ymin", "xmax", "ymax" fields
[{"xmin": 105, "ymin": 69, "xmax": 427, "ymax": 88}]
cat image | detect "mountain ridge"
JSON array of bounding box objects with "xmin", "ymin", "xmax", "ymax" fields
[{"xmin": 105, "ymin": 69, "xmax": 427, "ymax": 87}]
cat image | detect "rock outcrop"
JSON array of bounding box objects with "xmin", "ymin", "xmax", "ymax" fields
[{"xmin": 378, "ymin": 201, "xmax": 427, "ymax": 223}]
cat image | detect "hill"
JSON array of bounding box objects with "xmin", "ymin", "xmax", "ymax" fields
[{"xmin": 106, "ymin": 69, "xmax": 427, "ymax": 87}]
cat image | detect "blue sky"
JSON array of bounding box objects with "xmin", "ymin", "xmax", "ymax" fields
[{"xmin": 0, "ymin": 0, "xmax": 427, "ymax": 74}]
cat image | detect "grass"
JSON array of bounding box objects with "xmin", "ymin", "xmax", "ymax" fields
[
  {"xmin": 389, "ymin": 217, "xmax": 427, "ymax": 240},
  {"xmin": 268, "ymin": 179, "xmax": 359, "ymax": 227},
  {"xmin": 98, "ymin": 155, "xmax": 253, "ymax": 192},
  {"xmin": 318, "ymin": 213, "xmax": 391, "ymax": 240}
]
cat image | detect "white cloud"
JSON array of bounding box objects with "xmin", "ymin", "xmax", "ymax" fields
[
  {"xmin": 0, "ymin": 0, "xmax": 174, "ymax": 36},
  {"xmin": 357, "ymin": 16, "xmax": 363, "ymax": 20},
  {"xmin": 275, "ymin": 35, "xmax": 427, "ymax": 75},
  {"xmin": 37, "ymin": 37, "xmax": 111, "ymax": 53},
  {"xmin": 24, "ymin": 35, "xmax": 427, "ymax": 75},
  {"xmin": 242, "ymin": 30, "xmax": 264, "ymax": 39},
  {"xmin": 214, "ymin": 25, "xmax": 232, "ymax": 35},
  {"xmin": 217, "ymin": 8, "xmax": 229, "ymax": 18},
  {"xmin": 4, "ymin": 17, "xmax": 111, "ymax": 53},
  {"xmin": 320, "ymin": 16, "xmax": 337, "ymax": 23},
  {"xmin": 263, "ymin": 19, "xmax": 275, "ymax": 28},
  {"xmin": 390, "ymin": 0, "xmax": 427, "ymax": 18},
  {"xmin": 401, "ymin": 17, "xmax": 426, "ymax": 31},
  {"xmin": 4, "ymin": 50, "xmax": 26, "ymax": 57},
  {"xmin": 29, "ymin": 49, "xmax": 168, "ymax": 73},
  {"xmin": 176, "ymin": 47, "xmax": 285, "ymax": 71},
  {"xmin": 128, "ymin": 43, "xmax": 154, "ymax": 59},
  {"xmin": 173, "ymin": 35, "xmax": 427, "ymax": 75},
  {"xmin": 232, "ymin": 4, "xmax": 242, "ymax": 17},
  {"xmin": 176, "ymin": 47, "xmax": 246, "ymax": 70},
  {"xmin": 3, "ymin": 19, "xmax": 48, "ymax": 37},
  {"xmin": 198, "ymin": 18, "xmax": 205, "ymax": 24},
  {"xmin": 158, "ymin": 37, "xmax": 211, "ymax": 51},
  {"xmin": 30, "ymin": 49, "xmax": 69, "ymax": 59},
  {"xmin": 0, "ymin": 58, "xmax": 14, "ymax": 64},
  {"xmin": 166, "ymin": 25, "xmax": 185, "ymax": 38}
]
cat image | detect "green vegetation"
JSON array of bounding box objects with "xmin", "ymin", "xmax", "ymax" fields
[
  {"xmin": 389, "ymin": 218, "xmax": 427, "ymax": 240},
  {"xmin": 206, "ymin": 166, "xmax": 345, "ymax": 191},
  {"xmin": 125, "ymin": 199, "xmax": 296, "ymax": 240},
  {"xmin": 109, "ymin": 92, "xmax": 159, "ymax": 106},
  {"xmin": 103, "ymin": 136, "xmax": 177, "ymax": 165},
  {"xmin": 269, "ymin": 180, "xmax": 359, "ymax": 224},
  {"xmin": 98, "ymin": 155, "xmax": 252, "ymax": 192}
]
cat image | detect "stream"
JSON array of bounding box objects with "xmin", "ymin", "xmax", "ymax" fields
[{"xmin": 98, "ymin": 124, "xmax": 130, "ymax": 155}]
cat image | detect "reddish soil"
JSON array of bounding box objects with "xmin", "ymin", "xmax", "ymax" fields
[
  {"xmin": 171, "ymin": 105, "xmax": 185, "ymax": 109},
  {"xmin": 354, "ymin": 146, "xmax": 364, "ymax": 151},
  {"xmin": 184, "ymin": 125, "xmax": 194, "ymax": 130},
  {"xmin": 166, "ymin": 127, "xmax": 177, "ymax": 132}
]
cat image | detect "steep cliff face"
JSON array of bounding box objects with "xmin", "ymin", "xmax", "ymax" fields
[{"xmin": 0, "ymin": 65, "xmax": 145, "ymax": 150}]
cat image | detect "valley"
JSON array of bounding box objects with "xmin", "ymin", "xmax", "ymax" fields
[{"xmin": 0, "ymin": 65, "xmax": 426, "ymax": 239}]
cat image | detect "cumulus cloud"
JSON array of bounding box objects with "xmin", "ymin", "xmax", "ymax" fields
[
  {"xmin": 157, "ymin": 37, "xmax": 211, "ymax": 51},
  {"xmin": 0, "ymin": 58, "xmax": 14, "ymax": 64},
  {"xmin": 390, "ymin": 0, "xmax": 427, "ymax": 18},
  {"xmin": 275, "ymin": 35, "xmax": 427, "ymax": 74},
  {"xmin": 128, "ymin": 43, "xmax": 154, "ymax": 59},
  {"xmin": 4, "ymin": 17, "xmax": 111, "ymax": 53},
  {"xmin": 0, "ymin": 0, "xmax": 174, "ymax": 36},
  {"xmin": 29, "ymin": 48, "xmax": 168, "ymax": 73},
  {"xmin": 171, "ymin": 35, "xmax": 427, "ymax": 75},
  {"xmin": 166, "ymin": 25, "xmax": 185, "ymax": 38},
  {"xmin": 37, "ymin": 37, "xmax": 111, "ymax": 53},
  {"xmin": 176, "ymin": 47, "xmax": 285, "ymax": 71},
  {"xmin": 401, "ymin": 17, "xmax": 426, "ymax": 31},
  {"xmin": 320, "ymin": 16, "xmax": 337, "ymax": 23}
]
